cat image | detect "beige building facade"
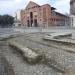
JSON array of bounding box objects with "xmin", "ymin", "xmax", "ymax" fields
[{"xmin": 20, "ymin": 1, "xmax": 69, "ymax": 27}]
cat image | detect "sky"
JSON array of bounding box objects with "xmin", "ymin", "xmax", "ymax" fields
[{"xmin": 0, "ymin": 0, "xmax": 70, "ymax": 15}]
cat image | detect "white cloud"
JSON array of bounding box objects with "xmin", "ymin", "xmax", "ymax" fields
[
  {"xmin": 15, "ymin": 0, "xmax": 21, "ymax": 3},
  {"xmin": 54, "ymin": 0, "xmax": 70, "ymax": 14},
  {"xmin": 0, "ymin": 0, "xmax": 26, "ymax": 14},
  {"xmin": 0, "ymin": 0, "xmax": 70, "ymax": 15}
]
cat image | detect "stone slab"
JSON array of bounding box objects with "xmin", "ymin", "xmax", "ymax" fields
[
  {"xmin": 43, "ymin": 36, "xmax": 75, "ymax": 45},
  {"xmin": 8, "ymin": 36, "xmax": 66, "ymax": 73},
  {"xmin": 47, "ymin": 32, "xmax": 72, "ymax": 39},
  {"xmin": 9, "ymin": 41, "xmax": 43, "ymax": 64}
]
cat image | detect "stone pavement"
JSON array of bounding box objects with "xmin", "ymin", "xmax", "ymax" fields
[
  {"xmin": 1, "ymin": 28, "xmax": 75, "ymax": 75},
  {"xmin": 9, "ymin": 41, "xmax": 43, "ymax": 64},
  {"xmin": 1, "ymin": 40, "xmax": 63, "ymax": 75},
  {"xmin": 7, "ymin": 32, "xmax": 75, "ymax": 74}
]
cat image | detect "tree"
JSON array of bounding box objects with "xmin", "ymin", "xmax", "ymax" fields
[{"xmin": 0, "ymin": 15, "xmax": 14, "ymax": 27}]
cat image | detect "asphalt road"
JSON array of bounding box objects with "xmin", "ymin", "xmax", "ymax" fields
[
  {"xmin": 0, "ymin": 28, "xmax": 21, "ymax": 40},
  {"xmin": 0, "ymin": 28, "xmax": 14, "ymax": 34}
]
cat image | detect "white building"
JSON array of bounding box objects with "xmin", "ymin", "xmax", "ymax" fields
[
  {"xmin": 16, "ymin": 10, "xmax": 21, "ymax": 22},
  {"xmin": 13, "ymin": 10, "xmax": 22, "ymax": 27},
  {"xmin": 70, "ymin": 15, "xmax": 75, "ymax": 27},
  {"xmin": 70, "ymin": 0, "xmax": 75, "ymax": 27}
]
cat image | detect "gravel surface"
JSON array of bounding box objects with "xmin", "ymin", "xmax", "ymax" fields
[
  {"xmin": 0, "ymin": 40, "xmax": 63, "ymax": 75},
  {"xmin": 0, "ymin": 41, "xmax": 15, "ymax": 75},
  {"xmin": 9, "ymin": 33, "xmax": 75, "ymax": 70},
  {"xmin": 1, "ymin": 32, "xmax": 75, "ymax": 75}
]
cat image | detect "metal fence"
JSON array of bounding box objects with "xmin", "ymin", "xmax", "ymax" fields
[{"xmin": 13, "ymin": 26, "xmax": 75, "ymax": 33}]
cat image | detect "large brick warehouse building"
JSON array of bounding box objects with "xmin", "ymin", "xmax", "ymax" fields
[{"xmin": 20, "ymin": 1, "xmax": 69, "ymax": 27}]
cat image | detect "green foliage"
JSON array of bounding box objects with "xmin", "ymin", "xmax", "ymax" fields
[{"xmin": 0, "ymin": 15, "xmax": 14, "ymax": 27}]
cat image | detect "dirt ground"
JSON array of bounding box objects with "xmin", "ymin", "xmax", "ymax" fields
[
  {"xmin": 1, "ymin": 32, "xmax": 75, "ymax": 75},
  {"xmin": 0, "ymin": 41, "xmax": 15, "ymax": 75}
]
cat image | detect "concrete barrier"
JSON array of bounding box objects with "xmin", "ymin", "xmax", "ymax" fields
[
  {"xmin": 43, "ymin": 36, "xmax": 73, "ymax": 45},
  {"xmin": 14, "ymin": 26, "xmax": 75, "ymax": 33},
  {"xmin": 9, "ymin": 41, "xmax": 43, "ymax": 64},
  {"xmin": 46, "ymin": 32, "xmax": 72, "ymax": 39}
]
